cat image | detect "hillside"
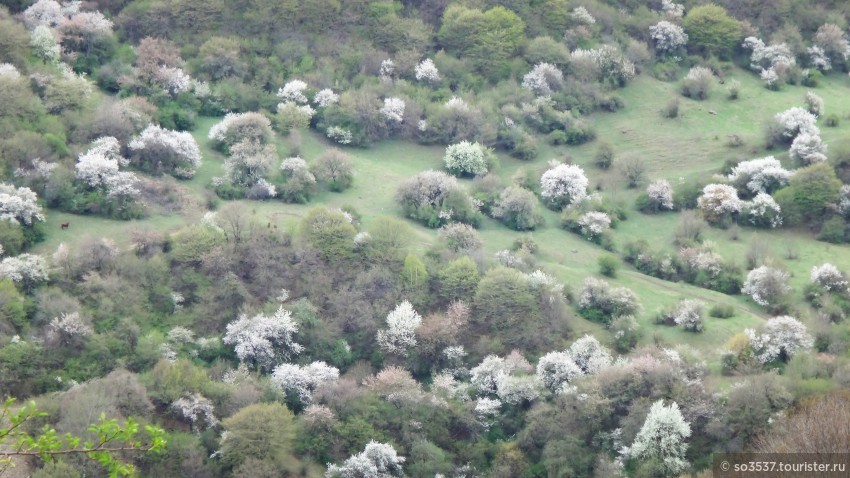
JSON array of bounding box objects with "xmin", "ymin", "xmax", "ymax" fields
[{"xmin": 3, "ymin": 0, "xmax": 850, "ymax": 477}]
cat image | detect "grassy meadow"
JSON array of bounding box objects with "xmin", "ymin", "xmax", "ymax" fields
[{"xmin": 35, "ymin": 68, "xmax": 850, "ymax": 366}]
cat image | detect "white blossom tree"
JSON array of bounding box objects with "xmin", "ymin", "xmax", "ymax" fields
[
  {"xmin": 379, "ymin": 97, "xmax": 405, "ymax": 124},
  {"xmin": 376, "ymin": 300, "xmax": 422, "ymax": 356},
  {"xmin": 789, "ymin": 132, "xmax": 827, "ymax": 165},
  {"xmin": 325, "ymin": 441, "xmax": 405, "ymax": 478},
  {"xmin": 540, "ymin": 163, "xmax": 589, "ymax": 208},
  {"xmin": 805, "ymin": 91, "xmax": 825, "ymax": 116},
  {"xmin": 521, "ymin": 63, "xmax": 563, "ymax": 96},
  {"xmin": 0, "ymin": 183, "xmax": 45, "ymax": 226},
  {"xmin": 45, "ymin": 311, "xmax": 92, "ymax": 347},
  {"xmin": 745, "ymin": 316, "xmax": 813, "ymax": 363},
  {"xmin": 222, "ymin": 140, "xmax": 277, "ymax": 187},
  {"xmin": 222, "ymin": 306, "xmax": 304, "ymax": 370},
  {"xmin": 208, "ymin": 112, "xmax": 272, "ymax": 149},
  {"xmin": 808, "ymin": 45, "xmax": 831, "ymax": 71},
  {"xmin": 171, "ymin": 393, "xmax": 218, "ymax": 431},
  {"xmin": 474, "ymin": 397, "xmax": 501, "ymax": 429},
  {"xmin": 30, "ymin": 25, "xmax": 60, "ymax": 63},
  {"xmin": 571, "ymin": 6, "xmax": 596, "ymax": 25},
  {"xmin": 22, "ymin": 0, "xmax": 63, "ymax": 28},
  {"xmin": 277, "ymin": 80, "xmax": 309, "ymax": 104},
  {"xmin": 742, "ymin": 265, "xmax": 791, "ymax": 308},
  {"xmin": 810, "ymin": 263, "xmax": 848, "ymax": 292},
  {"xmin": 536, "ymin": 351, "xmax": 582, "ymax": 393},
  {"xmin": 568, "ymin": 334, "xmax": 613, "ymax": 374},
  {"xmin": 726, "ymin": 156, "xmax": 791, "ymax": 195},
  {"xmin": 629, "ymin": 400, "xmax": 691, "ymax": 476},
  {"xmin": 646, "ymin": 179, "xmax": 675, "ymax": 211},
  {"xmin": 649, "ymin": 21, "xmax": 688, "ymax": 53},
  {"xmin": 129, "ymin": 124, "xmax": 202, "ymax": 178},
  {"xmin": 697, "ymin": 184, "xmax": 742, "ymax": 224},
  {"xmin": 577, "ymin": 211, "xmax": 611, "ymax": 240},
  {"xmin": 744, "ymin": 193, "xmax": 782, "ymax": 228},
  {"xmin": 775, "ymin": 107, "xmax": 819, "ymax": 140},
  {"xmin": 271, "ymin": 361, "xmax": 340, "ymax": 404},
  {"xmin": 414, "ymin": 58, "xmax": 440, "ymax": 84},
  {"xmin": 0, "ymin": 253, "xmax": 49, "ymax": 287},
  {"xmin": 444, "ymin": 141, "xmax": 488, "ymax": 176},
  {"xmin": 314, "ymin": 88, "xmax": 339, "ymax": 107},
  {"xmin": 672, "ymin": 299, "xmax": 705, "ymax": 332}
]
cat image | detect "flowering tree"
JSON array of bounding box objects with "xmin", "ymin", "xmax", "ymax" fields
[
  {"xmin": 58, "ymin": 9, "xmax": 114, "ymax": 54},
  {"xmin": 540, "ymin": 163, "xmax": 588, "ymax": 209},
  {"xmin": 789, "ymin": 132, "xmax": 827, "ymax": 165},
  {"xmin": 571, "ymin": 6, "xmax": 596, "ymax": 25},
  {"xmin": 810, "ymin": 263, "xmax": 848, "ymax": 292},
  {"xmin": 805, "ymin": 91, "xmax": 825, "ymax": 116},
  {"xmin": 577, "ymin": 211, "xmax": 611, "ymax": 240},
  {"xmin": 742, "ymin": 266, "xmax": 791, "ymax": 308},
  {"xmin": 578, "ymin": 277, "xmax": 640, "ymax": 324},
  {"xmin": 314, "ymin": 88, "xmax": 340, "ymax": 107},
  {"xmin": 208, "ymin": 112, "xmax": 273, "ymax": 150},
  {"xmin": 437, "ymin": 223, "xmax": 482, "ymax": 253},
  {"xmin": 396, "ymin": 170, "xmax": 478, "ymax": 227},
  {"xmin": 414, "ymin": 58, "xmax": 440, "ymax": 84},
  {"xmin": 650, "ymin": 21, "xmax": 688, "ymax": 53},
  {"xmin": 521, "ymin": 62, "xmax": 563, "ymax": 96},
  {"xmin": 672, "ymin": 299, "xmax": 705, "ymax": 332},
  {"xmin": 475, "ymin": 397, "xmax": 501, "ymax": 429},
  {"xmin": 277, "ymin": 80, "xmax": 309, "ymax": 104},
  {"xmin": 278, "ymin": 156, "xmax": 315, "ymax": 203},
  {"xmin": 271, "ymin": 361, "xmax": 340, "ymax": 404},
  {"xmin": 744, "ymin": 193, "xmax": 782, "ymax": 228},
  {"xmin": 75, "ymin": 138, "xmax": 140, "ymax": 205},
  {"xmin": 444, "ymin": 141, "xmax": 488, "ymax": 176},
  {"xmin": 22, "ymin": 0, "xmax": 63, "ymax": 28},
  {"xmin": 629, "ymin": 400, "xmax": 691, "ymax": 476},
  {"xmin": 681, "ymin": 66, "xmax": 713, "ymax": 100},
  {"xmin": 726, "ymin": 156, "xmax": 791, "ymax": 195},
  {"xmin": 568, "ymin": 334, "xmax": 613, "ymax": 374},
  {"xmin": 0, "ymin": 63, "xmax": 21, "ymax": 79},
  {"xmin": 276, "ymin": 101, "xmax": 315, "ymax": 133},
  {"xmin": 745, "ymin": 316, "xmax": 813, "ymax": 363},
  {"xmin": 570, "ymin": 45, "xmax": 635, "ymax": 85},
  {"xmin": 536, "ymin": 351, "xmax": 582, "ymax": 393},
  {"xmin": 222, "ymin": 306, "xmax": 304, "ymax": 370},
  {"xmin": 152, "ymin": 66, "xmax": 192, "ymax": 96},
  {"xmin": 30, "ymin": 25, "xmax": 60, "ymax": 63},
  {"xmin": 171, "ymin": 393, "xmax": 218, "ymax": 431},
  {"xmin": 660, "ymin": 0, "xmax": 684, "ymax": 19},
  {"xmin": 813, "ymin": 23, "xmax": 850, "ymax": 67},
  {"xmin": 492, "ymin": 186, "xmax": 543, "ymax": 231},
  {"xmin": 325, "ymin": 441, "xmax": 405, "ymax": 478},
  {"xmin": 646, "ymin": 179, "xmax": 675, "ymax": 211},
  {"xmin": 129, "ymin": 124, "xmax": 202, "ymax": 178},
  {"xmin": 0, "ymin": 183, "xmax": 45, "ymax": 226},
  {"xmin": 379, "ymin": 59, "xmax": 395, "ymax": 78},
  {"xmin": 45, "ymin": 311, "xmax": 92, "ymax": 347},
  {"xmin": 379, "ymin": 97, "xmax": 405, "ymax": 124},
  {"xmin": 365, "ymin": 366, "xmax": 424, "ymax": 405},
  {"xmin": 376, "ymin": 300, "xmax": 422, "ymax": 356},
  {"xmin": 697, "ymin": 184, "xmax": 742, "ymax": 224},
  {"xmin": 0, "ymin": 253, "xmax": 49, "ymax": 288},
  {"xmin": 222, "ymin": 140, "xmax": 276, "ymax": 188},
  {"xmin": 774, "ymin": 107, "xmax": 819, "ymax": 140}
]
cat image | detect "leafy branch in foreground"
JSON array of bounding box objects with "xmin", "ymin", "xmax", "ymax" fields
[{"xmin": 0, "ymin": 397, "xmax": 167, "ymax": 477}]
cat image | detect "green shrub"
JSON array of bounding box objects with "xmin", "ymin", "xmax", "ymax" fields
[
  {"xmin": 709, "ymin": 303, "xmax": 735, "ymax": 318},
  {"xmin": 598, "ymin": 254, "xmax": 620, "ymax": 277}
]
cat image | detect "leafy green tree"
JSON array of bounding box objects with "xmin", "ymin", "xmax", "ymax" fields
[
  {"xmin": 774, "ymin": 162, "xmax": 841, "ymax": 226},
  {"xmin": 473, "ymin": 267, "xmax": 537, "ymax": 332},
  {"xmin": 0, "ymin": 398, "xmax": 166, "ymax": 478},
  {"xmin": 438, "ymin": 257, "xmax": 480, "ymax": 303},
  {"xmin": 302, "ymin": 207, "xmax": 357, "ymax": 263},
  {"xmin": 438, "ymin": 5, "xmax": 526, "ymax": 78},
  {"xmin": 682, "ymin": 4, "xmax": 742, "ymax": 58},
  {"xmin": 400, "ymin": 253, "xmax": 428, "ymax": 289},
  {"xmin": 219, "ymin": 402, "xmax": 299, "ymax": 472}
]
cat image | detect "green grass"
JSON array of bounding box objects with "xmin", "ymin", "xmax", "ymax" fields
[{"xmin": 33, "ymin": 68, "xmax": 850, "ymax": 364}]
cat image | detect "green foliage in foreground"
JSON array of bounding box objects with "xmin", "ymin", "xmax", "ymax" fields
[{"xmin": 0, "ymin": 398, "xmax": 166, "ymax": 477}]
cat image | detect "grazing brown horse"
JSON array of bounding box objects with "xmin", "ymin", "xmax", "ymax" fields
[{"xmin": 60, "ymin": 222, "xmax": 70, "ymax": 229}]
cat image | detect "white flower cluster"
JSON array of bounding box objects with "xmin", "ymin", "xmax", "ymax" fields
[
  {"xmin": 523, "ymin": 270, "xmax": 564, "ymax": 296},
  {"xmin": 743, "ymin": 37, "xmax": 795, "ymax": 87},
  {"xmin": 379, "ymin": 58, "xmax": 395, "ymax": 77},
  {"xmin": 521, "ymin": 62, "xmax": 563, "ymax": 96},
  {"xmin": 571, "ymin": 6, "xmax": 596, "ymax": 25},
  {"xmin": 630, "ymin": 400, "xmax": 691, "ymax": 476},
  {"xmin": 577, "ymin": 211, "xmax": 611, "ymax": 239},
  {"xmin": 807, "ymin": 46, "xmax": 831, "ymax": 71},
  {"xmin": 647, "ymin": 179, "xmax": 675, "ymax": 210},
  {"xmin": 129, "ymin": 124, "xmax": 202, "ymax": 178},
  {"xmin": 155, "ymin": 66, "xmax": 192, "ymax": 95},
  {"xmin": 0, "ymin": 63, "xmax": 21, "ymax": 79},
  {"xmin": 271, "ymin": 361, "xmax": 339, "ymax": 403},
  {"xmin": 744, "ymin": 192, "xmax": 782, "ymax": 228},
  {"xmin": 171, "ymin": 393, "xmax": 218, "ymax": 430},
  {"xmin": 745, "ymin": 316, "xmax": 813, "ymax": 363},
  {"xmin": 379, "ymin": 97, "xmax": 405, "ymax": 123},
  {"xmin": 46, "ymin": 312, "xmax": 93, "ymax": 343},
  {"xmin": 569, "ymin": 334, "xmax": 613, "ymax": 374},
  {"xmin": 697, "ymin": 184, "xmax": 742, "ymax": 218},
  {"xmin": 727, "ymin": 156, "xmax": 791, "ymax": 194},
  {"xmin": 376, "ymin": 300, "xmax": 422, "ymax": 356},
  {"xmin": 649, "ymin": 21, "xmax": 688, "ymax": 52},
  {"xmin": 660, "ymin": 0, "xmax": 684, "ymax": 19},
  {"xmin": 444, "ymin": 96, "xmax": 469, "ymax": 111},
  {"xmin": 810, "ymin": 263, "xmax": 848, "ymax": 292},
  {"xmin": 775, "ymin": 107, "xmax": 819, "ymax": 139},
  {"xmin": 470, "ymin": 353, "xmax": 540, "ymax": 404},
  {"xmin": 678, "ymin": 246, "xmax": 724, "ymax": 277},
  {"xmin": 672, "ymin": 299, "xmax": 705, "ymax": 332},
  {"xmin": 540, "ymin": 163, "xmax": 588, "ymax": 206},
  {"xmin": 326, "ymin": 126, "xmax": 353, "ymax": 145},
  {"xmin": 578, "ymin": 277, "xmax": 640, "ymax": 318},
  {"xmin": 222, "ymin": 306, "xmax": 304, "ymax": 369},
  {"xmin": 571, "ymin": 45, "xmax": 636, "ymax": 83},
  {"xmin": 0, "ymin": 253, "xmax": 49, "ymax": 284},
  {"xmin": 0, "ymin": 183, "xmax": 45, "ymax": 226},
  {"xmin": 22, "ymin": 0, "xmax": 63, "ymax": 28},
  {"xmin": 444, "ymin": 141, "xmax": 487, "ymax": 176},
  {"xmin": 313, "ymin": 88, "xmax": 339, "ymax": 107},
  {"xmin": 789, "ymin": 131, "xmax": 827, "ymax": 165},
  {"xmin": 325, "ymin": 441, "xmax": 405, "ymax": 478},
  {"xmin": 30, "ymin": 25, "xmax": 61, "ymax": 63},
  {"xmin": 742, "ymin": 266, "xmax": 791, "ymax": 307},
  {"xmin": 75, "ymin": 137, "xmax": 140, "ymax": 199},
  {"xmin": 414, "ymin": 58, "xmax": 440, "ymax": 84},
  {"xmin": 208, "ymin": 112, "xmax": 272, "ymax": 144},
  {"xmin": 839, "ymin": 185, "xmax": 850, "ymax": 218},
  {"xmin": 277, "ymin": 79, "xmax": 309, "ymax": 104}
]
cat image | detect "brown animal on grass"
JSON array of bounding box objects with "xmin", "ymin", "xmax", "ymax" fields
[{"xmin": 60, "ymin": 222, "xmax": 70, "ymax": 229}]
